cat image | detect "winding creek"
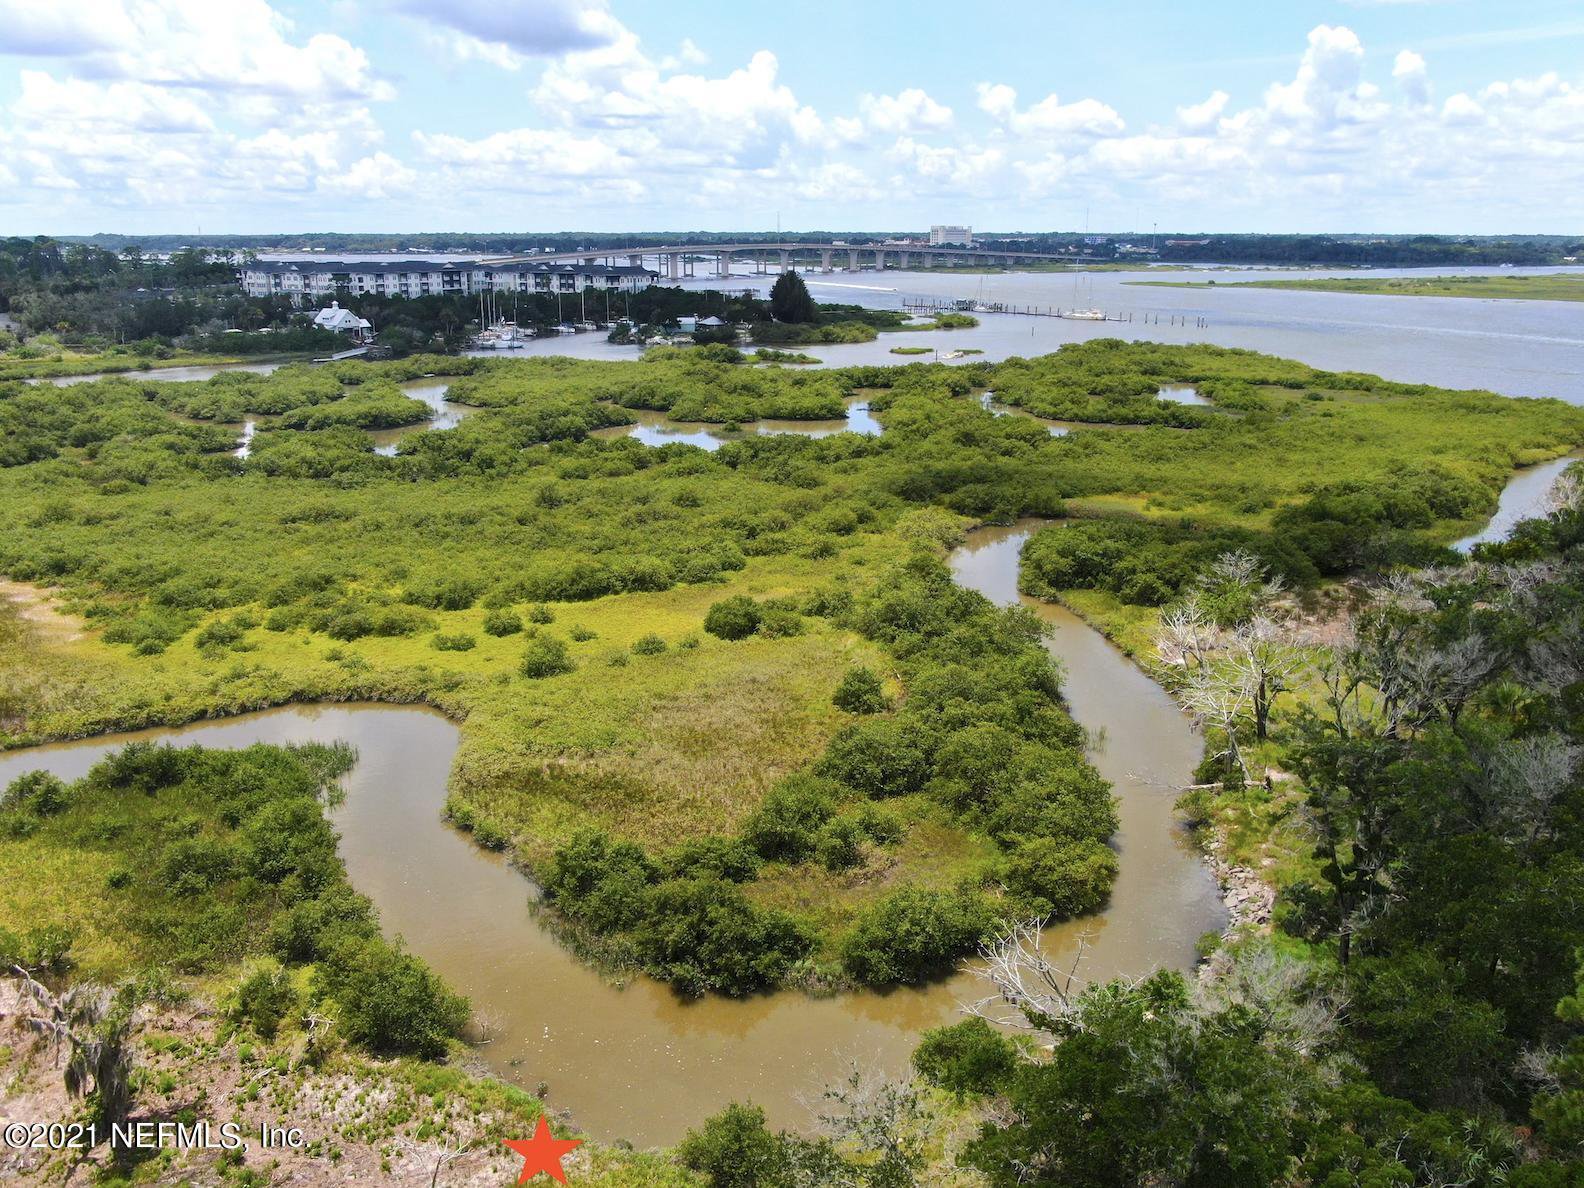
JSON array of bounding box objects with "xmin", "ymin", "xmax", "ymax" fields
[
  {"xmin": 0, "ymin": 523, "xmax": 1222, "ymax": 1147},
  {"xmin": 1455, "ymin": 449, "xmax": 1584, "ymax": 552},
  {"xmin": 589, "ymin": 397, "xmax": 882, "ymax": 449},
  {"xmin": 5, "ymin": 339, "xmax": 1576, "ymax": 1145}
]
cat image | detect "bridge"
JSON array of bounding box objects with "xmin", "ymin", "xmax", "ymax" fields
[{"xmin": 478, "ymin": 242, "xmax": 1100, "ymax": 281}]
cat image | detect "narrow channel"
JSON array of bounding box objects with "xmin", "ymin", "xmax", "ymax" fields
[{"xmin": 0, "ymin": 524, "xmax": 1222, "ymax": 1146}]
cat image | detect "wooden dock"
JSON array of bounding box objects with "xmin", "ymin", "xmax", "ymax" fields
[{"xmin": 903, "ymin": 298, "xmax": 1208, "ymax": 328}]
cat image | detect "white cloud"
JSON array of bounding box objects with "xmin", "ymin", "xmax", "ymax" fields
[
  {"xmin": 0, "ymin": 0, "xmax": 391, "ymax": 102},
  {"xmin": 859, "ymin": 89, "xmax": 954, "ymax": 135},
  {"xmin": 4, "ymin": 14, "xmax": 1583, "ymax": 231},
  {"xmin": 394, "ymin": 0, "xmax": 622, "ymax": 69},
  {"xmin": 0, "ymin": 1, "xmax": 138, "ymax": 54},
  {"xmin": 322, "ymin": 152, "xmax": 420, "ymax": 199},
  {"xmin": 1441, "ymin": 92, "xmax": 1485, "ymax": 124},
  {"xmin": 1176, "ymin": 90, "xmax": 1229, "ymax": 131},
  {"xmin": 1393, "ymin": 50, "xmax": 1430, "ymax": 105},
  {"xmin": 0, "ymin": 0, "xmax": 394, "ymax": 215},
  {"xmin": 12, "ymin": 71, "xmax": 215, "ymax": 134},
  {"xmin": 1263, "ymin": 24, "xmax": 1380, "ymax": 126},
  {"xmin": 977, "ymin": 84, "xmax": 1124, "ymax": 137}
]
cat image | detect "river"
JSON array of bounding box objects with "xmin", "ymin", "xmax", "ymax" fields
[
  {"xmin": 0, "ymin": 523, "xmax": 1221, "ymax": 1147},
  {"xmin": 486, "ymin": 263, "xmax": 1584, "ymax": 404},
  {"xmin": 23, "ymin": 265, "xmax": 1584, "ymax": 404}
]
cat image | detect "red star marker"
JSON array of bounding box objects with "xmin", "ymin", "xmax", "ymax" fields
[{"xmin": 504, "ymin": 1116, "xmax": 583, "ymax": 1184}]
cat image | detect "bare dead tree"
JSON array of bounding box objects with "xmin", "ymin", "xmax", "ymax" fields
[
  {"xmin": 815, "ymin": 1062, "xmax": 925, "ymax": 1187},
  {"xmin": 1545, "ymin": 464, "xmax": 1582, "ymax": 515},
  {"xmin": 1307, "ymin": 616, "xmax": 1368, "ymax": 738},
  {"xmin": 1198, "ymin": 550, "xmax": 1285, "ymax": 608},
  {"xmin": 962, "ymin": 921, "xmax": 1105, "ymax": 1035},
  {"xmin": 1396, "ymin": 631, "xmax": 1502, "ymax": 730},
  {"xmin": 1195, "ymin": 943, "xmax": 1345, "ymax": 1062},
  {"xmin": 1225, "ymin": 614, "xmax": 1309, "ymax": 742},
  {"xmin": 396, "ymin": 1133, "xmax": 480, "ymax": 1188},
  {"xmin": 1522, "ymin": 610, "xmax": 1584, "ymax": 693},
  {"xmin": 1482, "ymin": 732, "xmax": 1580, "ymax": 845},
  {"xmin": 1179, "ymin": 661, "xmax": 1253, "ymax": 782},
  {"xmin": 1156, "ymin": 595, "xmax": 1217, "ymax": 671}
]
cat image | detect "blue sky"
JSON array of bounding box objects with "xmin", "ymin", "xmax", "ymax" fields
[{"xmin": 1, "ymin": 0, "xmax": 1582, "ymax": 235}]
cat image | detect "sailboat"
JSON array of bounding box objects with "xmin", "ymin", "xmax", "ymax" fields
[
  {"xmin": 1058, "ymin": 273, "xmax": 1106, "ymax": 321},
  {"xmin": 471, "ymin": 288, "xmax": 527, "ymax": 347}
]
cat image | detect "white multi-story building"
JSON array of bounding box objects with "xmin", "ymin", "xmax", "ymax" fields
[
  {"xmin": 240, "ymin": 259, "xmax": 658, "ymax": 303},
  {"xmin": 929, "ymin": 225, "xmax": 973, "ymax": 247}
]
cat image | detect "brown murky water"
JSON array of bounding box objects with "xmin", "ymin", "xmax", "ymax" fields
[{"xmin": 0, "ymin": 523, "xmax": 1221, "ymax": 1146}]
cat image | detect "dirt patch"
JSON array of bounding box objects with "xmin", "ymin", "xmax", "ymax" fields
[
  {"xmin": 0, "ymin": 581, "xmax": 84, "ymax": 645},
  {"xmin": 0, "ymin": 980, "xmax": 598, "ymax": 1187}
]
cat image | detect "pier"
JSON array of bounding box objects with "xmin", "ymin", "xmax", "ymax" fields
[{"xmin": 901, "ymin": 297, "xmax": 1208, "ymax": 328}]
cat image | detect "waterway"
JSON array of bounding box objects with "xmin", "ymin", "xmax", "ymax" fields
[
  {"xmin": 369, "ymin": 380, "xmax": 476, "ymax": 455},
  {"xmin": 489, "ymin": 264, "xmax": 1584, "ymax": 404},
  {"xmin": 23, "ymin": 264, "xmax": 1584, "ymax": 404},
  {"xmin": 0, "ymin": 523, "xmax": 1221, "ymax": 1147},
  {"xmin": 36, "ymin": 362, "xmax": 285, "ymax": 387},
  {"xmin": 589, "ymin": 398, "xmax": 881, "ymax": 450},
  {"xmin": 1454, "ymin": 449, "xmax": 1584, "ymax": 552}
]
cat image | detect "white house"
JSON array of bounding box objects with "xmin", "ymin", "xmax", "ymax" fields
[{"xmin": 312, "ymin": 302, "xmax": 373, "ymax": 342}]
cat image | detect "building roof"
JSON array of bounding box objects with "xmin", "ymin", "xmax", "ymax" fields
[
  {"xmin": 312, "ymin": 303, "xmax": 372, "ymax": 331},
  {"xmin": 248, "ymin": 258, "xmax": 655, "ymax": 277}
]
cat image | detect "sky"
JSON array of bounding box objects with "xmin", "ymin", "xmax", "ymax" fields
[{"xmin": 1, "ymin": 0, "xmax": 1582, "ymax": 236}]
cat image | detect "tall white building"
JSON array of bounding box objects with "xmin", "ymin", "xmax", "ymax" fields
[{"xmin": 929, "ymin": 225, "xmax": 973, "ymax": 247}]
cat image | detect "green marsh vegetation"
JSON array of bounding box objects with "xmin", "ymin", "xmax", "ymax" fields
[
  {"xmin": 1, "ymin": 341, "xmax": 1580, "ymax": 997},
  {"xmin": 1132, "ymin": 272, "xmax": 1584, "ymax": 302},
  {"xmin": 0, "ymin": 741, "xmax": 467, "ymax": 1058},
  {"xmin": 687, "ymin": 485, "xmax": 1584, "ymax": 1185}
]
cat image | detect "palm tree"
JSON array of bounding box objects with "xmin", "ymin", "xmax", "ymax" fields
[{"xmin": 16, "ymin": 970, "xmax": 136, "ymax": 1133}]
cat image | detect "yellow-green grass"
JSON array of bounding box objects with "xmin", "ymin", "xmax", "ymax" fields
[
  {"xmin": 1126, "ymin": 273, "xmax": 1584, "ymax": 302},
  {"xmin": 3, "ymin": 540, "xmax": 976, "ymax": 919},
  {"xmin": 0, "ymin": 833, "xmax": 131, "ymax": 977},
  {"xmin": 744, "ymin": 806, "xmax": 1000, "ymax": 950}
]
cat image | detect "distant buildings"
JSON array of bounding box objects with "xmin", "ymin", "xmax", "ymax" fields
[
  {"xmin": 241, "ymin": 258, "xmax": 658, "ymax": 303},
  {"xmin": 929, "ymin": 225, "xmax": 973, "ymax": 247}
]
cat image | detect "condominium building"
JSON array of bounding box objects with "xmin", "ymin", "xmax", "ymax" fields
[
  {"xmin": 929, "ymin": 225, "xmax": 973, "ymax": 247},
  {"xmin": 240, "ymin": 259, "xmax": 658, "ymax": 302}
]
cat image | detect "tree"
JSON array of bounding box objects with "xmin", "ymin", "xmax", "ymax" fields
[
  {"xmin": 962, "ymin": 928, "xmax": 1337, "ymax": 1188},
  {"xmin": 1533, "ymin": 950, "xmax": 1584, "ymax": 1153},
  {"xmin": 678, "ymin": 1103, "xmax": 792, "ymax": 1188},
  {"xmin": 317, "ymin": 938, "xmax": 468, "ymax": 1058},
  {"xmin": 832, "ymin": 666, "xmax": 890, "ymax": 714},
  {"xmin": 840, "ymin": 887, "xmax": 992, "ymax": 985},
  {"xmin": 1226, "ymin": 614, "xmax": 1307, "ymax": 742},
  {"xmin": 769, "ymin": 270, "xmax": 817, "ymax": 324},
  {"xmin": 16, "ymin": 971, "xmax": 136, "ymax": 1137},
  {"xmin": 704, "ymin": 595, "xmax": 761, "ymax": 641},
  {"xmin": 520, "ymin": 634, "xmax": 574, "ymax": 678},
  {"xmin": 912, "ymin": 1017, "xmax": 1017, "ymax": 1096}
]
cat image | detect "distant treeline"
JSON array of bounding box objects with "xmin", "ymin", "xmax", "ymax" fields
[
  {"xmin": 54, "ymin": 230, "xmax": 1584, "ymax": 266},
  {"xmin": 989, "ymin": 231, "xmax": 1582, "ymax": 266}
]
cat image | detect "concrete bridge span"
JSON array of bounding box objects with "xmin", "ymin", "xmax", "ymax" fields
[{"xmin": 479, "ymin": 242, "xmax": 1091, "ymax": 279}]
